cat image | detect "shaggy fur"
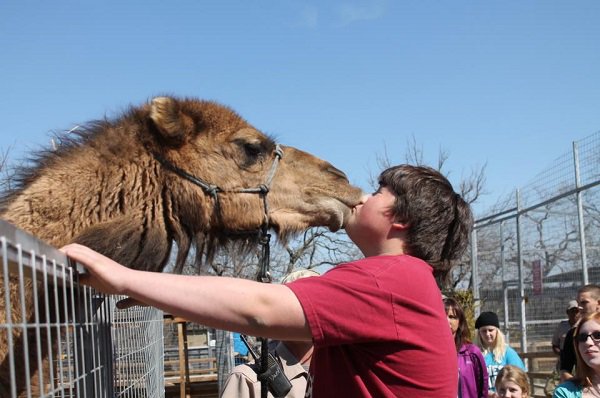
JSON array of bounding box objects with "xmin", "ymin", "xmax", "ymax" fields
[{"xmin": 0, "ymin": 96, "xmax": 363, "ymax": 397}]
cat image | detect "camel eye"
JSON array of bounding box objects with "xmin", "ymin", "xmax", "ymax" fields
[
  {"xmin": 243, "ymin": 142, "xmax": 263, "ymax": 159},
  {"xmin": 234, "ymin": 139, "xmax": 266, "ymax": 168}
]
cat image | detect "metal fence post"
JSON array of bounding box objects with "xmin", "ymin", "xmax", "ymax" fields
[
  {"xmin": 515, "ymin": 190, "xmax": 528, "ymax": 353},
  {"xmin": 573, "ymin": 141, "xmax": 589, "ymax": 285},
  {"xmin": 471, "ymin": 228, "xmax": 479, "ymax": 316}
]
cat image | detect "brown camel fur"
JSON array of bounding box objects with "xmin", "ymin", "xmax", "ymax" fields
[{"xmin": 0, "ymin": 96, "xmax": 363, "ymax": 397}]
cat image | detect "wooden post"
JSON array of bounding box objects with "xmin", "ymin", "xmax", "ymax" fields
[{"xmin": 176, "ymin": 318, "xmax": 192, "ymax": 398}]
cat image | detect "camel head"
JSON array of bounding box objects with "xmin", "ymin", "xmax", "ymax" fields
[{"xmin": 0, "ymin": 96, "xmax": 363, "ymax": 272}]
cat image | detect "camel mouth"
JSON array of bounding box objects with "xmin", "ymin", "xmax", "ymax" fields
[
  {"xmin": 269, "ymin": 199, "xmax": 355, "ymax": 235},
  {"xmin": 333, "ymin": 204, "xmax": 353, "ymax": 229},
  {"xmin": 312, "ymin": 196, "xmax": 362, "ymax": 232},
  {"xmin": 336, "ymin": 193, "xmax": 365, "ymax": 226}
]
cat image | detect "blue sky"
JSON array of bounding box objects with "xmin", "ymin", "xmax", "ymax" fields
[{"xmin": 1, "ymin": 1, "xmax": 599, "ymax": 216}]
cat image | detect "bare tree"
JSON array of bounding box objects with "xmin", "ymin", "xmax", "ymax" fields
[
  {"xmin": 370, "ymin": 136, "xmax": 486, "ymax": 204},
  {"xmin": 0, "ymin": 146, "xmax": 14, "ymax": 194},
  {"xmin": 180, "ymin": 228, "xmax": 361, "ymax": 282},
  {"xmin": 275, "ymin": 228, "xmax": 361, "ymax": 277}
]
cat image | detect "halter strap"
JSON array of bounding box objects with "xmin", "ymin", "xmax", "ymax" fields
[
  {"xmin": 152, "ymin": 144, "xmax": 282, "ymax": 224},
  {"xmin": 153, "ymin": 144, "xmax": 282, "ymax": 195}
]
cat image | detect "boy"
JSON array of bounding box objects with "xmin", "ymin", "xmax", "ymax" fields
[{"xmin": 63, "ymin": 165, "xmax": 473, "ymax": 397}]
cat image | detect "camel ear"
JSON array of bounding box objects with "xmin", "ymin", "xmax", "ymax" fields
[{"xmin": 149, "ymin": 97, "xmax": 195, "ymax": 144}]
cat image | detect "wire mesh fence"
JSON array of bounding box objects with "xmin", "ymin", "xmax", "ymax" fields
[
  {"xmin": 472, "ymin": 131, "xmax": 600, "ymax": 355},
  {"xmin": 0, "ymin": 220, "xmax": 164, "ymax": 398}
]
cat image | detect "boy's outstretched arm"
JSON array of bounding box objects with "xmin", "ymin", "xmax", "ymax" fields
[{"xmin": 61, "ymin": 243, "xmax": 312, "ymax": 341}]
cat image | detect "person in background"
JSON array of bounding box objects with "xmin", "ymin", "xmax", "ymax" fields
[
  {"xmin": 552, "ymin": 301, "xmax": 581, "ymax": 368},
  {"xmin": 494, "ymin": 365, "xmax": 530, "ymax": 398},
  {"xmin": 220, "ymin": 269, "xmax": 319, "ymax": 398},
  {"xmin": 444, "ymin": 297, "xmax": 488, "ymax": 398},
  {"xmin": 560, "ymin": 284, "xmax": 600, "ymax": 382},
  {"xmin": 553, "ymin": 311, "xmax": 600, "ymax": 398},
  {"xmin": 232, "ymin": 332, "xmax": 250, "ymax": 362},
  {"xmin": 545, "ymin": 302, "xmax": 582, "ymax": 398},
  {"xmin": 475, "ymin": 311, "xmax": 526, "ymax": 396}
]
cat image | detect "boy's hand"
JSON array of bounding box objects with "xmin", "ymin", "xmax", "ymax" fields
[{"xmin": 61, "ymin": 243, "xmax": 133, "ymax": 296}]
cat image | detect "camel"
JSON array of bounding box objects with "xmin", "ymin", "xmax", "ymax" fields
[{"xmin": 0, "ymin": 96, "xmax": 363, "ymax": 397}]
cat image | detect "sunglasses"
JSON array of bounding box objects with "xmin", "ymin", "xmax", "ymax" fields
[{"xmin": 576, "ymin": 331, "xmax": 600, "ymax": 343}]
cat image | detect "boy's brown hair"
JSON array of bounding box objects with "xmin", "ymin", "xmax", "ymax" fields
[{"xmin": 379, "ymin": 165, "xmax": 473, "ymax": 281}]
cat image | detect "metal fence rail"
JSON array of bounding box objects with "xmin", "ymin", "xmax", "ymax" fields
[
  {"xmin": 471, "ymin": 131, "xmax": 600, "ymax": 355},
  {"xmin": 0, "ymin": 220, "xmax": 164, "ymax": 398}
]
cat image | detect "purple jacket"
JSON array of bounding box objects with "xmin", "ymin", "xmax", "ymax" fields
[{"xmin": 457, "ymin": 343, "xmax": 489, "ymax": 398}]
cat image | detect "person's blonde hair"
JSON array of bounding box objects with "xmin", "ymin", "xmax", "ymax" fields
[
  {"xmin": 495, "ymin": 365, "xmax": 529, "ymax": 397},
  {"xmin": 477, "ymin": 326, "xmax": 507, "ymax": 364},
  {"xmin": 281, "ymin": 268, "xmax": 320, "ymax": 284},
  {"xmin": 574, "ymin": 312, "xmax": 600, "ymax": 388}
]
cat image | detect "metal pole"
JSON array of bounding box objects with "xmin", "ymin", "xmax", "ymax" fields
[
  {"xmin": 503, "ymin": 282, "xmax": 510, "ymax": 343},
  {"xmin": 500, "ymin": 221, "xmax": 505, "ymax": 290},
  {"xmin": 573, "ymin": 141, "xmax": 589, "ymax": 285},
  {"xmin": 501, "ymin": 221, "xmax": 509, "ymax": 343},
  {"xmin": 515, "ymin": 190, "xmax": 528, "ymax": 353},
  {"xmin": 471, "ymin": 229, "xmax": 480, "ymax": 317}
]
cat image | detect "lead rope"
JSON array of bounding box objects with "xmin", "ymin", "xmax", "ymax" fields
[
  {"xmin": 257, "ymin": 171, "xmax": 273, "ymax": 398},
  {"xmin": 258, "ymin": 231, "xmax": 271, "ymax": 398}
]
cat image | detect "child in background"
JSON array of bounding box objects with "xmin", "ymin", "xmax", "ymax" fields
[{"xmin": 494, "ymin": 365, "xmax": 530, "ymax": 398}]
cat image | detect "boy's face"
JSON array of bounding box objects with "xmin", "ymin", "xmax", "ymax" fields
[
  {"xmin": 345, "ymin": 186, "xmax": 397, "ymax": 254},
  {"xmin": 578, "ymin": 292, "xmax": 600, "ymax": 316}
]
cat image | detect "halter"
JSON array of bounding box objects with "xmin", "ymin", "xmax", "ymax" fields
[
  {"xmin": 152, "ymin": 144, "xmax": 284, "ymax": 398},
  {"xmin": 152, "ymin": 144, "xmax": 283, "ymax": 246}
]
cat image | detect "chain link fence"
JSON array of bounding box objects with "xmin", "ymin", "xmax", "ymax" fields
[
  {"xmin": 471, "ymin": 131, "xmax": 600, "ymax": 355},
  {"xmin": 0, "ymin": 220, "xmax": 164, "ymax": 398}
]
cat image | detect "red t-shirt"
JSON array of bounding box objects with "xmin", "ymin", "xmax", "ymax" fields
[{"xmin": 287, "ymin": 255, "xmax": 458, "ymax": 398}]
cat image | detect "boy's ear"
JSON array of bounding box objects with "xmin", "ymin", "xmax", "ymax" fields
[{"xmin": 391, "ymin": 222, "xmax": 409, "ymax": 231}]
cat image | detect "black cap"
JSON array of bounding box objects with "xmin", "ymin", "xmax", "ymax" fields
[{"xmin": 475, "ymin": 311, "xmax": 500, "ymax": 329}]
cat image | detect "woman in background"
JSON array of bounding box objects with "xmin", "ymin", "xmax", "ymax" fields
[
  {"xmin": 553, "ymin": 312, "xmax": 600, "ymax": 398},
  {"xmin": 445, "ymin": 297, "xmax": 488, "ymax": 398},
  {"xmin": 476, "ymin": 311, "xmax": 526, "ymax": 396}
]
